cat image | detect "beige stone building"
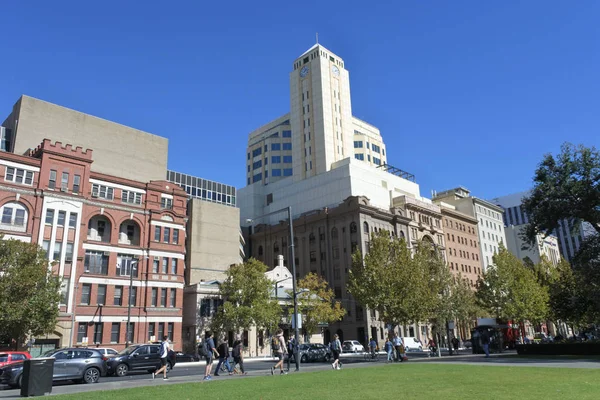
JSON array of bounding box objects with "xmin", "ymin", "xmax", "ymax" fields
[{"xmin": 2, "ymin": 95, "xmax": 168, "ymax": 183}]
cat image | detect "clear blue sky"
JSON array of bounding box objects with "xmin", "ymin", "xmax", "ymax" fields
[{"xmin": 1, "ymin": 1, "xmax": 598, "ymax": 200}]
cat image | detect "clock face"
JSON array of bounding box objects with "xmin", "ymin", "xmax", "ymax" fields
[
  {"xmin": 332, "ymin": 65, "xmax": 340, "ymax": 76},
  {"xmin": 300, "ymin": 66, "xmax": 309, "ymax": 78}
]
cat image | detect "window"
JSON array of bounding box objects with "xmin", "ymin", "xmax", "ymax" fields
[
  {"xmin": 160, "ymin": 288, "xmax": 167, "ymax": 307},
  {"xmin": 272, "ymin": 169, "xmax": 282, "ymax": 177},
  {"xmin": 84, "ymin": 251, "xmax": 109, "ymax": 275},
  {"xmin": 272, "ymin": 156, "xmax": 281, "ymax": 164},
  {"xmin": 170, "ymin": 289, "xmax": 176, "ymax": 307},
  {"xmin": 163, "ymin": 227, "xmax": 170, "ymax": 243},
  {"xmin": 162, "ymin": 258, "xmax": 168, "ymax": 274},
  {"xmin": 283, "ymin": 143, "xmax": 292, "ymax": 150},
  {"xmin": 363, "ymin": 222, "xmax": 369, "ymax": 233},
  {"xmin": 121, "ymin": 190, "xmax": 142, "ymax": 205},
  {"xmin": 81, "ymin": 284, "xmax": 91, "ymax": 305},
  {"xmin": 61, "ymin": 172, "xmax": 69, "ymax": 190},
  {"xmin": 154, "ymin": 226, "xmax": 161, "ymax": 241},
  {"xmin": 69, "ymin": 213, "xmax": 77, "ymax": 228},
  {"xmin": 161, "ymin": 197, "xmax": 173, "ymax": 209},
  {"xmin": 114, "ymin": 286, "xmax": 123, "ymax": 306},
  {"xmin": 168, "ymin": 323, "xmax": 174, "ymax": 341},
  {"xmin": 373, "ymin": 157, "xmax": 381, "ymax": 165},
  {"xmin": 5, "ymin": 167, "xmax": 34, "ymax": 185},
  {"xmin": 93, "ymin": 323, "xmax": 103, "ymax": 344},
  {"xmin": 283, "ymin": 168, "xmax": 292, "ymax": 176},
  {"xmin": 0, "ymin": 203, "xmax": 27, "ymax": 228},
  {"xmin": 151, "ymin": 288, "xmax": 158, "ymax": 307},
  {"xmin": 354, "ymin": 154, "xmax": 364, "ymax": 160},
  {"xmin": 148, "ymin": 323, "xmax": 155, "ymax": 341},
  {"xmin": 171, "ymin": 258, "xmax": 177, "ymax": 274},
  {"xmin": 130, "ymin": 286, "xmax": 137, "ymax": 306},
  {"xmin": 65, "ymin": 242, "xmax": 74, "ymax": 263},
  {"xmin": 152, "ymin": 258, "xmax": 159, "ymax": 273},
  {"xmin": 73, "ymin": 175, "xmax": 81, "ymax": 194},
  {"xmin": 97, "ymin": 284, "xmax": 107, "ymax": 305},
  {"xmin": 252, "ymin": 173, "xmax": 262, "ymax": 183},
  {"xmin": 282, "ymin": 130, "xmax": 292, "ymax": 137},
  {"xmin": 271, "ymin": 143, "xmax": 281, "ymax": 151},
  {"xmin": 353, "ymin": 141, "xmax": 363, "ymax": 148},
  {"xmin": 252, "ymin": 147, "xmax": 262, "ymax": 157},
  {"xmin": 53, "ymin": 241, "xmax": 62, "ymax": 261},
  {"xmin": 49, "ymin": 170, "xmax": 57, "ymax": 189},
  {"xmin": 252, "ymin": 160, "xmax": 262, "ymax": 170},
  {"xmin": 372, "ymin": 144, "xmax": 381, "ymax": 153},
  {"xmin": 111, "ymin": 323, "xmax": 120, "ymax": 343},
  {"xmin": 59, "ymin": 277, "xmax": 69, "ymax": 305},
  {"xmin": 283, "ymin": 155, "xmax": 292, "ymax": 163},
  {"xmin": 45, "ymin": 209, "xmax": 55, "ymax": 224},
  {"xmin": 77, "ymin": 323, "xmax": 87, "ymax": 343},
  {"xmin": 57, "ymin": 210, "xmax": 66, "ymax": 226},
  {"xmin": 91, "ymin": 184, "xmax": 114, "ymax": 200},
  {"xmin": 173, "ymin": 229, "xmax": 179, "ymax": 244}
]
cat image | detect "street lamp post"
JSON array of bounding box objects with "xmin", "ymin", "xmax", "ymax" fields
[
  {"xmin": 125, "ymin": 259, "xmax": 138, "ymax": 347},
  {"xmin": 246, "ymin": 206, "xmax": 300, "ymax": 371}
]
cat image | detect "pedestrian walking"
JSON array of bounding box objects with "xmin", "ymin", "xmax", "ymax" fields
[
  {"xmin": 482, "ymin": 331, "xmax": 490, "ymax": 358},
  {"xmin": 368, "ymin": 338, "xmax": 377, "ymax": 357},
  {"xmin": 392, "ymin": 334, "xmax": 403, "ymax": 362},
  {"xmin": 215, "ymin": 338, "xmax": 232, "ymax": 376},
  {"xmin": 270, "ymin": 329, "xmax": 287, "ymax": 375},
  {"xmin": 152, "ymin": 335, "xmax": 170, "ymax": 380},
  {"xmin": 231, "ymin": 337, "xmax": 247, "ymax": 375},
  {"xmin": 330, "ymin": 334, "xmax": 342, "ymax": 370},
  {"xmin": 384, "ymin": 337, "xmax": 393, "ymax": 362},
  {"xmin": 203, "ymin": 331, "xmax": 219, "ymax": 381},
  {"xmin": 452, "ymin": 337, "xmax": 460, "ymax": 355},
  {"xmin": 286, "ymin": 337, "xmax": 295, "ymax": 371}
]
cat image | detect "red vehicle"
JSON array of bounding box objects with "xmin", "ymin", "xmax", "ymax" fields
[{"xmin": 0, "ymin": 352, "xmax": 31, "ymax": 367}]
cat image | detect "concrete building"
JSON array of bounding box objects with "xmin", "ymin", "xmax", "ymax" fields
[
  {"xmin": 490, "ymin": 191, "xmax": 594, "ymax": 263},
  {"xmin": 433, "ymin": 187, "xmax": 505, "ymax": 271},
  {"xmin": 0, "ymin": 139, "xmax": 187, "ymax": 352},
  {"xmin": 2, "ymin": 95, "xmax": 168, "ymax": 182},
  {"xmin": 504, "ymin": 225, "xmax": 560, "ymax": 265},
  {"xmin": 433, "ymin": 200, "xmax": 483, "ymax": 287}
]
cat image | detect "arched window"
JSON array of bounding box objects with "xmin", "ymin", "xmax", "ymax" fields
[
  {"xmin": 0, "ymin": 202, "xmax": 28, "ymax": 231},
  {"xmin": 363, "ymin": 222, "xmax": 369, "ymax": 234},
  {"xmin": 349, "ymin": 222, "xmax": 357, "ymax": 234},
  {"xmin": 258, "ymin": 245, "xmax": 263, "ymax": 256},
  {"xmin": 331, "ymin": 227, "xmax": 338, "ymax": 240},
  {"xmin": 399, "ymin": 231, "xmax": 405, "ymax": 238},
  {"xmin": 273, "ymin": 242, "xmax": 280, "ymax": 253}
]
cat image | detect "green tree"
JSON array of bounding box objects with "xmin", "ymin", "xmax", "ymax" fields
[
  {"xmin": 0, "ymin": 238, "xmax": 61, "ymax": 349},
  {"xmin": 449, "ymin": 274, "xmax": 481, "ymax": 338},
  {"xmin": 522, "ymin": 143, "xmax": 600, "ymax": 243},
  {"xmin": 548, "ymin": 258, "xmax": 590, "ymax": 329},
  {"xmin": 210, "ymin": 258, "xmax": 281, "ymax": 340},
  {"xmin": 476, "ymin": 246, "xmax": 549, "ymax": 333},
  {"xmin": 295, "ymin": 273, "xmax": 345, "ymax": 337},
  {"xmin": 570, "ymin": 237, "xmax": 600, "ymax": 323}
]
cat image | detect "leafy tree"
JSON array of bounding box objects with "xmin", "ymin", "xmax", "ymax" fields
[
  {"xmin": 548, "ymin": 258, "xmax": 590, "ymax": 328},
  {"xmin": 210, "ymin": 258, "xmax": 281, "ymax": 340},
  {"xmin": 449, "ymin": 274, "xmax": 481, "ymax": 337},
  {"xmin": 0, "ymin": 238, "xmax": 61, "ymax": 349},
  {"xmin": 294, "ymin": 273, "xmax": 345, "ymax": 337},
  {"xmin": 570, "ymin": 237, "xmax": 600, "ymax": 323},
  {"xmin": 476, "ymin": 246, "xmax": 549, "ymax": 333},
  {"xmin": 522, "ymin": 143, "xmax": 600, "ymax": 244}
]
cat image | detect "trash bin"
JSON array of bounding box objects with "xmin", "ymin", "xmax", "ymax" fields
[{"xmin": 20, "ymin": 357, "xmax": 54, "ymax": 397}]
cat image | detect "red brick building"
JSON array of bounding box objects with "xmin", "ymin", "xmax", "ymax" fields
[{"xmin": 0, "ymin": 139, "xmax": 187, "ymax": 350}]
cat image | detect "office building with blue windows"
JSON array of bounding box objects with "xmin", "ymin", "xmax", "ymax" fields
[{"xmin": 167, "ymin": 170, "xmax": 236, "ymax": 207}]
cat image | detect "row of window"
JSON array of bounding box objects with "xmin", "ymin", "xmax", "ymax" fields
[
  {"xmin": 42, "ymin": 240, "xmax": 74, "ymax": 262},
  {"xmin": 447, "ymin": 247, "xmax": 479, "ymax": 261},
  {"xmin": 1, "ymin": 203, "xmax": 26, "ymax": 227},
  {"xmin": 444, "ymin": 218, "xmax": 476, "ymax": 235},
  {"xmin": 77, "ymin": 321, "xmax": 175, "ymax": 344},
  {"xmin": 351, "ymin": 142, "xmax": 385, "ymax": 156},
  {"xmin": 5, "ymin": 167, "xmax": 34, "ymax": 185},
  {"xmin": 79, "ymin": 283, "xmax": 177, "ymax": 308},
  {"xmin": 446, "ymin": 233, "xmax": 478, "ymax": 248},
  {"xmin": 45, "ymin": 209, "xmax": 78, "ymax": 227},
  {"xmin": 153, "ymin": 226, "xmax": 180, "ymax": 245},
  {"xmin": 83, "ymin": 253, "xmax": 180, "ymax": 276},
  {"xmin": 450, "ymin": 262, "xmax": 481, "ymax": 276},
  {"xmin": 92, "ymin": 183, "xmax": 172, "ymax": 209}
]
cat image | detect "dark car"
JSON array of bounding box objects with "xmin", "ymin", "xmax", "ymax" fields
[
  {"xmin": 291, "ymin": 343, "xmax": 332, "ymax": 363},
  {"xmin": 0, "ymin": 348, "xmax": 107, "ymax": 389},
  {"xmin": 106, "ymin": 344, "xmax": 175, "ymax": 377},
  {"xmin": 175, "ymin": 352, "xmax": 198, "ymax": 363}
]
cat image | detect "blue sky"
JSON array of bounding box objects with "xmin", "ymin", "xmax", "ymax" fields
[{"xmin": 1, "ymin": 1, "xmax": 598, "ymax": 200}]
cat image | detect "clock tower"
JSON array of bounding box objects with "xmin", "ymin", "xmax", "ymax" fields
[{"xmin": 290, "ymin": 44, "xmax": 354, "ymax": 181}]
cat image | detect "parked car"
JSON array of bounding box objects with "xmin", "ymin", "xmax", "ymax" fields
[
  {"xmin": 106, "ymin": 344, "xmax": 174, "ymax": 377},
  {"xmin": 175, "ymin": 352, "xmax": 199, "ymax": 363},
  {"xmin": 290, "ymin": 343, "xmax": 332, "ymax": 363},
  {"xmin": 402, "ymin": 337, "xmax": 423, "ymax": 352},
  {"xmin": 0, "ymin": 348, "xmax": 106, "ymax": 389},
  {"xmin": 0, "ymin": 352, "xmax": 30, "ymax": 367},
  {"xmin": 93, "ymin": 348, "xmax": 118, "ymax": 357},
  {"xmin": 342, "ymin": 340, "xmax": 364, "ymax": 353}
]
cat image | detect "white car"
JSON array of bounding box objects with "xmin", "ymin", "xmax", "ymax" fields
[
  {"xmin": 342, "ymin": 340, "xmax": 365, "ymax": 353},
  {"xmin": 93, "ymin": 347, "xmax": 118, "ymax": 357},
  {"xmin": 401, "ymin": 337, "xmax": 423, "ymax": 352}
]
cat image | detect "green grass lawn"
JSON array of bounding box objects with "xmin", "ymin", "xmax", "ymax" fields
[{"xmin": 54, "ymin": 363, "xmax": 600, "ymax": 400}]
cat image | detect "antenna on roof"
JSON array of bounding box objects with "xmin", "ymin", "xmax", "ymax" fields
[{"xmin": 316, "ymin": 32, "xmax": 319, "ymax": 44}]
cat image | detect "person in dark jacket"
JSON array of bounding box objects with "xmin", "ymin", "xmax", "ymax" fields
[
  {"xmin": 215, "ymin": 338, "xmax": 232, "ymax": 376},
  {"xmin": 231, "ymin": 337, "xmax": 246, "ymax": 375}
]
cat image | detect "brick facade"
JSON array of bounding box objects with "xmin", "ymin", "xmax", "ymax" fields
[{"xmin": 0, "ymin": 140, "xmax": 187, "ymax": 351}]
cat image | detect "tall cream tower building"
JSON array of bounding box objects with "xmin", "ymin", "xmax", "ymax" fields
[{"xmin": 245, "ymin": 44, "xmax": 387, "ymax": 188}]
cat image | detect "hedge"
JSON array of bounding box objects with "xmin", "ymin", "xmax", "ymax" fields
[{"xmin": 516, "ymin": 343, "xmax": 600, "ymax": 355}]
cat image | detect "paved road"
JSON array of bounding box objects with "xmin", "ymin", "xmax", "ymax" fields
[{"xmin": 1, "ymin": 350, "xmax": 597, "ymax": 398}]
